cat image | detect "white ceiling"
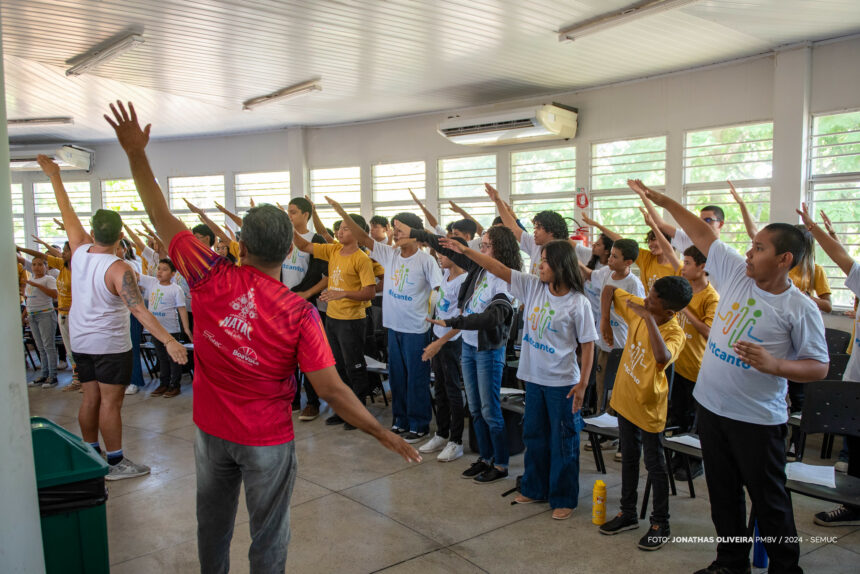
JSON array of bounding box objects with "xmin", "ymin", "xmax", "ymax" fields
[{"xmin": 3, "ymin": 0, "xmax": 860, "ymax": 144}]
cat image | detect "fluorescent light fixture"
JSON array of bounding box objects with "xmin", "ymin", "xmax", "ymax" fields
[
  {"xmin": 66, "ymin": 34, "xmax": 145, "ymax": 76},
  {"xmin": 558, "ymin": 0, "xmax": 700, "ymax": 42},
  {"xmin": 8, "ymin": 117, "xmax": 74, "ymax": 126},
  {"xmin": 242, "ymin": 79, "xmax": 322, "ymax": 111}
]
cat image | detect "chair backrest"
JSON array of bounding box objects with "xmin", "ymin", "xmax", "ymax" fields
[
  {"xmin": 602, "ymin": 348, "xmax": 625, "ymax": 392},
  {"xmin": 826, "ymin": 353, "xmax": 851, "ymax": 381},
  {"xmin": 800, "ymin": 380, "xmax": 860, "ymax": 438},
  {"xmin": 825, "ymin": 328, "xmax": 852, "ymax": 355}
]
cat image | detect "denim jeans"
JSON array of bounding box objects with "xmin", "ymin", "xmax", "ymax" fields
[
  {"xmin": 195, "ymin": 429, "xmax": 298, "ymax": 574},
  {"xmin": 29, "ymin": 309, "xmax": 58, "ymax": 379},
  {"xmin": 461, "ymin": 342, "xmax": 508, "ymax": 468},
  {"xmin": 521, "ymin": 382, "xmax": 583, "ymax": 509},
  {"xmin": 618, "ymin": 413, "xmax": 669, "ymax": 525},
  {"xmin": 431, "ymin": 337, "xmax": 465, "ymax": 443},
  {"xmin": 388, "ymin": 329, "xmax": 433, "ymax": 433},
  {"xmin": 129, "ymin": 314, "xmax": 145, "ymax": 388},
  {"xmin": 57, "ymin": 313, "xmax": 76, "ymax": 371}
]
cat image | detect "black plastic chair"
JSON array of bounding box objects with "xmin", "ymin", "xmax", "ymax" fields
[
  {"xmin": 826, "ymin": 353, "xmax": 851, "ymax": 381},
  {"xmin": 825, "ymin": 328, "xmax": 852, "ymax": 356},
  {"xmin": 582, "ymin": 348, "xmax": 624, "ymax": 474}
]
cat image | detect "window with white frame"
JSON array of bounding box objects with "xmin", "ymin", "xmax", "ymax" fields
[
  {"xmin": 102, "ymin": 178, "xmax": 151, "ymax": 232},
  {"xmin": 372, "ymin": 161, "xmax": 425, "ymax": 226},
  {"xmin": 11, "ymin": 183, "xmax": 25, "ymax": 246},
  {"xmin": 683, "ymin": 122, "xmax": 773, "ymax": 255},
  {"xmin": 34, "ymin": 180, "xmax": 91, "ymax": 247},
  {"xmin": 510, "ymin": 146, "xmax": 577, "ymax": 231},
  {"xmin": 310, "ymin": 166, "xmax": 360, "ymax": 231},
  {"xmin": 808, "ymin": 110, "xmax": 860, "ymax": 308},
  {"xmin": 168, "ymin": 175, "xmax": 226, "ymax": 230},
  {"xmin": 235, "ymin": 171, "xmax": 291, "ymax": 211},
  {"xmin": 590, "ymin": 136, "xmax": 667, "ymax": 242},
  {"xmin": 438, "ymin": 154, "xmax": 497, "ymax": 230}
]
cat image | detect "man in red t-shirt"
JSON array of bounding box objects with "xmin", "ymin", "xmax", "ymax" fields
[{"xmin": 105, "ymin": 102, "xmax": 420, "ymax": 573}]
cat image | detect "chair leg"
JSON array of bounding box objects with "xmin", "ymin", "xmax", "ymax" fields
[
  {"xmin": 589, "ymin": 433, "xmax": 606, "ymax": 474},
  {"xmin": 640, "ymin": 476, "xmax": 651, "ymax": 520},
  {"xmin": 683, "ymin": 455, "xmax": 696, "ymax": 499},
  {"xmin": 664, "ymin": 448, "xmax": 677, "ymax": 496},
  {"xmin": 824, "ymin": 433, "xmax": 835, "ymax": 459}
]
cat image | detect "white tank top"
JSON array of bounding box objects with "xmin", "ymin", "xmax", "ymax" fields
[{"xmin": 69, "ymin": 245, "xmax": 132, "ymax": 354}]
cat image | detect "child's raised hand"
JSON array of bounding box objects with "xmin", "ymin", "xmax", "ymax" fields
[
  {"xmin": 438, "ymin": 237, "xmax": 465, "ymax": 253},
  {"xmin": 625, "ymin": 299, "xmax": 651, "ymax": 319}
]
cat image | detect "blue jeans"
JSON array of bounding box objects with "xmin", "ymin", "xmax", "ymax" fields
[
  {"xmin": 521, "ymin": 382, "xmax": 583, "ymax": 509},
  {"xmin": 29, "ymin": 309, "xmax": 58, "ymax": 379},
  {"xmin": 461, "ymin": 342, "xmax": 508, "ymax": 468},
  {"xmin": 129, "ymin": 315, "xmax": 145, "ymax": 387},
  {"xmin": 195, "ymin": 429, "xmax": 298, "ymax": 574},
  {"xmin": 388, "ymin": 329, "xmax": 433, "ymax": 433}
]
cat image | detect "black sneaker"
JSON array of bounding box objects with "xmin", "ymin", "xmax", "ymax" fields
[
  {"xmin": 674, "ymin": 459, "xmax": 704, "ymax": 481},
  {"xmin": 461, "ymin": 460, "xmax": 491, "ymax": 479},
  {"xmin": 693, "ymin": 562, "xmax": 751, "ymax": 574},
  {"xmin": 473, "ymin": 466, "xmax": 508, "ymax": 484},
  {"xmin": 599, "ymin": 512, "xmax": 639, "ymax": 535},
  {"xmin": 637, "ymin": 522, "xmax": 670, "ymax": 551},
  {"xmin": 402, "ymin": 431, "xmax": 427, "ymax": 444},
  {"xmin": 343, "ymin": 422, "xmax": 356, "ymax": 431},
  {"xmin": 325, "ymin": 414, "xmax": 344, "ymax": 426},
  {"xmin": 786, "ymin": 448, "xmax": 797, "ymax": 462},
  {"xmin": 390, "ymin": 425, "xmax": 408, "ymax": 435},
  {"xmin": 814, "ymin": 505, "xmax": 860, "ymax": 527}
]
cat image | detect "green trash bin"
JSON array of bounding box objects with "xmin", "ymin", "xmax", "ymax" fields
[{"xmin": 31, "ymin": 416, "xmax": 110, "ymax": 574}]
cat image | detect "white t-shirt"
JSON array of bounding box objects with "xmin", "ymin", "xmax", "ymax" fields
[
  {"xmin": 671, "ymin": 228, "xmax": 693, "ymax": 255},
  {"xmin": 127, "ymin": 257, "xmax": 143, "ymax": 274},
  {"xmin": 694, "ymin": 240, "xmax": 829, "ymax": 425},
  {"xmin": 26, "ymin": 275, "xmax": 57, "ymax": 313},
  {"xmin": 433, "ymin": 224, "xmax": 481, "ymax": 250},
  {"xmin": 139, "ymin": 275, "xmax": 186, "ymax": 334},
  {"xmin": 584, "ymin": 266, "xmax": 645, "ymax": 352},
  {"xmin": 510, "ymin": 271, "xmax": 598, "ymax": 387},
  {"xmin": 433, "ymin": 268, "xmax": 468, "ymax": 340},
  {"xmin": 842, "ymin": 263, "xmax": 860, "ymax": 383},
  {"xmin": 282, "ymin": 230, "xmax": 316, "ymax": 289},
  {"xmin": 142, "ymin": 246, "xmax": 160, "ymax": 277},
  {"xmin": 520, "ymin": 232, "xmax": 545, "ymax": 276},
  {"xmin": 371, "ymin": 241, "xmax": 442, "ymax": 334},
  {"xmin": 461, "ymin": 270, "xmax": 513, "ymax": 348}
]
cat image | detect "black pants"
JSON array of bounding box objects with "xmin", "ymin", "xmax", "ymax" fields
[
  {"xmin": 618, "ymin": 413, "xmax": 669, "ymax": 525},
  {"xmin": 787, "ymin": 381, "xmax": 805, "ymax": 451},
  {"xmin": 669, "ymin": 373, "xmax": 698, "ymax": 434},
  {"xmin": 292, "ymin": 313, "xmax": 322, "ymax": 411},
  {"xmin": 325, "ymin": 316, "xmax": 370, "ymax": 401},
  {"xmin": 697, "ymin": 405, "xmax": 802, "ymax": 573},
  {"xmin": 153, "ymin": 333, "xmax": 183, "ymax": 389},
  {"xmin": 848, "ymin": 434, "xmax": 860, "ymax": 512},
  {"xmin": 431, "ymin": 337, "xmax": 464, "ymax": 444}
]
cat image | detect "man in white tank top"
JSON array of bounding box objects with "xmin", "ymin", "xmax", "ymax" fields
[{"xmin": 38, "ymin": 156, "xmax": 188, "ymax": 481}]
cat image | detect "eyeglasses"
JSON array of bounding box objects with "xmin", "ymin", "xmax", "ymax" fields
[{"xmin": 702, "ymin": 217, "xmax": 722, "ymax": 224}]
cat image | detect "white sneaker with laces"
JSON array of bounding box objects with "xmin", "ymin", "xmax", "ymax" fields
[
  {"xmin": 124, "ymin": 384, "xmax": 140, "ymax": 395},
  {"xmin": 57, "ymin": 361, "xmax": 67, "ymax": 371},
  {"xmin": 419, "ymin": 434, "xmax": 448, "ymax": 454},
  {"xmin": 835, "ymin": 460, "xmax": 848, "ymax": 473},
  {"xmin": 106, "ymin": 457, "xmax": 151, "ymax": 481},
  {"xmin": 437, "ymin": 441, "xmax": 464, "ymax": 462}
]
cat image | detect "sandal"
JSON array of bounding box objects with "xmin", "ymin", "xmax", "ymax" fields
[
  {"xmin": 552, "ymin": 508, "xmax": 573, "ymax": 520},
  {"xmin": 513, "ymin": 495, "xmax": 540, "ymax": 505}
]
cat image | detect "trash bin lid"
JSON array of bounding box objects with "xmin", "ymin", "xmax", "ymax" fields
[{"xmin": 31, "ymin": 417, "xmax": 109, "ymax": 488}]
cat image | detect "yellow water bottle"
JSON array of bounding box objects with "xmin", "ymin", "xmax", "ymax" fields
[{"xmin": 592, "ymin": 479, "xmax": 606, "ymax": 525}]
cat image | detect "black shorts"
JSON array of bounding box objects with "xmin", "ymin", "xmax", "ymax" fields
[{"xmin": 72, "ymin": 350, "xmax": 134, "ymax": 386}]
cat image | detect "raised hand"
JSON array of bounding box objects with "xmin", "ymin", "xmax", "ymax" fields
[
  {"xmin": 304, "ymin": 194, "xmax": 315, "ymax": 210},
  {"xmin": 581, "ymin": 214, "xmax": 598, "ymax": 228},
  {"xmin": 626, "ymin": 299, "xmax": 651, "ymax": 320},
  {"xmin": 796, "ymin": 202, "xmax": 814, "ymax": 228},
  {"xmin": 392, "ymin": 219, "xmax": 412, "ymax": 236},
  {"xmin": 820, "ymin": 210, "xmax": 839, "ymax": 240},
  {"xmin": 449, "ymin": 200, "xmax": 466, "ymax": 215},
  {"xmin": 36, "ymin": 154, "xmax": 61, "ymax": 178},
  {"xmin": 727, "ymin": 180, "xmax": 742, "ymax": 202},
  {"xmin": 627, "ymin": 178, "xmax": 647, "ymax": 199},
  {"xmin": 104, "ymin": 101, "xmax": 151, "ymax": 153},
  {"xmin": 276, "ymin": 202, "xmax": 287, "ymax": 212},
  {"xmin": 484, "ymin": 183, "xmax": 500, "ymax": 202},
  {"xmin": 409, "ymin": 189, "xmax": 422, "ymax": 205},
  {"xmin": 249, "ymin": 197, "xmax": 256, "ymax": 208},
  {"xmin": 438, "ymin": 237, "xmax": 466, "ymax": 253},
  {"xmin": 325, "ymin": 195, "xmax": 346, "ymax": 215},
  {"xmin": 53, "ymin": 218, "xmax": 65, "ymax": 231},
  {"xmin": 183, "ymin": 198, "xmax": 205, "ymax": 215},
  {"xmin": 639, "ymin": 206, "xmax": 656, "ymax": 228}
]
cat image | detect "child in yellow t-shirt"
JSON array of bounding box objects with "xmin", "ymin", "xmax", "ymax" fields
[{"xmin": 597, "ymin": 276, "xmax": 691, "ymax": 551}]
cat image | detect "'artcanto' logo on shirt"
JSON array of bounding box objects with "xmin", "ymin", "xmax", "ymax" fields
[
  {"xmin": 623, "ymin": 340, "xmax": 647, "ymax": 385},
  {"xmin": 219, "ymin": 289, "xmax": 257, "ymax": 341},
  {"xmin": 718, "ymin": 298, "xmax": 763, "ymax": 346},
  {"xmin": 528, "ymin": 301, "xmax": 556, "ymax": 340}
]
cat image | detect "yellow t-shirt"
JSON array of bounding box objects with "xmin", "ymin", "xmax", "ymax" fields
[
  {"xmin": 609, "ymin": 290, "xmax": 687, "ymax": 433},
  {"xmin": 365, "ymin": 259, "xmax": 385, "ymax": 309},
  {"xmin": 229, "ymin": 240, "xmax": 242, "ymax": 266},
  {"xmin": 789, "ymin": 264, "xmax": 830, "ymax": 297},
  {"xmin": 313, "ymin": 243, "xmax": 376, "ymax": 320},
  {"xmin": 18, "ymin": 263, "xmax": 28, "ymax": 301},
  {"xmin": 47, "ymin": 255, "xmax": 72, "ymax": 314},
  {"xmin": 674, "ymin": 283, "xmax": 719, "ymax": 382},
  {"xmin": 636, "ymin": 248, "xmax": 679, "ymax": 294}
]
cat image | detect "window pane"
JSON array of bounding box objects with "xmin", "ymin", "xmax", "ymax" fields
[
  {"xmin": 235, "ymin": 171, "xmax": 291, "ymax": 210},
  {"xmin": 685, "ymin": 122, "xmax": 773, "ymax": 183},
  {"xmin": 371, "ymin": 205, "xmax": 414, "ymax": 225},
  {"xmin": 102, "ymin": 178, "xmax": 146, "ymax": 214},
  {"xmin": 34, "ymin": 181, "xmax": 91, "ymax": 214},
  {"xmin": 168, "ymin": 175, "xmax": 225, "ymax": 211},
  {"xmin": 590, "ymin": 193, "xmax": 652, "ymax": 243},
  {"xmin": 511, "ymin": 147, "xmax": 575, "ymax": 196},
  {"xmin": 310, "ymin": 167, "xmax": 361, "ymax": 205},
  {"xmin": 811, "ymin": 111, "xmax": 860, "ymax": 176},
  {"xmin": 373, "ymin": 161, "xmax": 425, "ymax": 203},
  {"xmin": 511, "ymin": 197, "xmax": 577, "ymax": 234},
  {"xmin": 439, "ymin": 201, "xmax": 497, "ymax": 230},
  {"xmin": 11, "ymin": 183, "xmax": 23, "ymax": 215},
  {"xmin": 591, "ymin": 136, "xmax": 666, "ymax": 190},
  {"xmin": 685, "ymin": 186, "xmax": 770, "ymax": 255},
  {"xmin": 35, "ymin": 217, "xmax": 70, "ymax": 248},
  {"xmin": 13, "ymin": 218, "xmax": 26, "ymax": 246},
  {"xmin": 439, "ymin": 155, "xmax": 496, "ymax": 199},
  {"xmin": 810, "ymin": 179, "xmax": 860, "ymax": 308}
]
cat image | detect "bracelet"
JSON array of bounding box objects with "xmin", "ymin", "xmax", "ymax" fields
[{"xmin": 165, "ymin": 337, "xmax": 178, "ymax": 346}]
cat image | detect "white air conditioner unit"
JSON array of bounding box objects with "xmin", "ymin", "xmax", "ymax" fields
[
  {"xmin": 438, "ymin": 103, "xmax": 578, "ymax": 146},
  {"xmin": 9, "ymin": 145, "xmax": 94, "ymax": 172}
]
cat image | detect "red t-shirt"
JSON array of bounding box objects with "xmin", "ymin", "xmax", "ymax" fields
[{"xmin": 169, "ymin": 230, "xmax": 334, "ymax": 446}]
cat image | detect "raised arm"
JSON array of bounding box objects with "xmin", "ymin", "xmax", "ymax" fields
[
  {"xmin": 820, "ymin": 211, "xmax": 840, "ymax": 242},
  {"xmin": 798, "ymin": 203, "xmax": 854, "ymax": 275},
  {"xmin": 36, "ymin": 156, "xmax": 90, "ymax": 251},
  {"xmin": 292, "ymin": 231, "xmax": 315, "ymax": 254},
  {"xmin": 105, "ymin": 101, "xmax": 187, "ymax": 246},
  {"xmin": 326, "ymin": 197, "xmax": 374, "ymax": 250},
  {"xmin": 123, "ymin": 223, "xmax": 146, "ymax": 254},
  {"xmin": 393, "ymin": 220, "xmax": 475, "ymax": 271},
  {"xmin": 439, "ymin": 236, "xmax": 511, "ymax": 284},
  {"xmin": 17, "ymin": 246, "xmax": 48, "ymax": 260},
  {"xmin": 599, "ymin": 285, "xmax": 617, "ymax": 347},
  {"xmin": 634, "ymin": 179, "xmax": 717, "ymax": 256},
  {"xmin": 581, "ymin": 214, "xmax": 621, "ymax": 242},
  {"xmin": 728, "ymin": 181, "xmax": 758, "ymax": 240},
  {"xmin": 629, "ymin": 179, "xmax": 675, "ymax": 239},
  {"xmin": 184, "ymin": 199, "xmax": 232, "ymax": 244},
  {"xmin": 215, "ymin": 202, "xmax": 244, "ymax": 229},
  {"xmin": 640, "ymin": 207, "xmax": 680, "ymax": 270},
  {"xmin": 484, "ymin": 183, "xmax": 522, "ymax": 240},
  {"xmin": 31, "ymin": 235, "xmax": 62, "ymax": 257},
  {"xmin": 450, "ymin": 201, "xmax": 484, "ymax": 236},
  {"xmin": 304, "ymin": 196, "xmax": 335, "ymax": 244},
  {"xmin": 410, "ymin": 189, "xmax": 438, "ymax": 230},
  {"xmin": 578, "ymin": 261, "xmax": 594, "ymax": 282}
]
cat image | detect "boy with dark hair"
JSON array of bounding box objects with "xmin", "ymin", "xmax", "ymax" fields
[
  {"xmin": 369, "ymin": 215, "xmax": 392, "ymax": 244},
  {"xmin": 642, "ymin": 187, "xmax": 829, "ymax": 574},
  {"xmin": 191, "ymin": 223, "xmax": 216, "ymax": 249},
  {"xmin": 597, "ymin": 276, "xmax": 691, "ymax": 551}
]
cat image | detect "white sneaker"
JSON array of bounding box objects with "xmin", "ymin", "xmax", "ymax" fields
[
  {"xmin": 437, "ymin": 441, "xmax": 464, "ymax": 462},
  {"xmin": 124, "ymin": 384, "xmax": 140, "ymax": 395},
  {"xmin": 58, "ymin": 361, "xmax": 68, "ymax": 371},
  {"xmin": 835, "ymin": 460, "xmax": 848, "ymax": 474},
  {"xmin": 419, "ymin": 434, "xmax": 448, "ymax": 454},
  {"xmin": 106, "ymin": 457, "xmax": 151, "ymax": 481}
]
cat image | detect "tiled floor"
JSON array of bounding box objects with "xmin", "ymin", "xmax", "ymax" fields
[{"xmin": 25, "ymin": 367, "xmax": 859, "ymax": 574}]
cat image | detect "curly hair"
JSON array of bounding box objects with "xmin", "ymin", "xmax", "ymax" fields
[
  {"xmin": 485, "ymin": 225, "xmax": 522, "ymax": 272},
  {"xmin": 533, "ymin": 210, "xmax": 569, "ymax": 240}
]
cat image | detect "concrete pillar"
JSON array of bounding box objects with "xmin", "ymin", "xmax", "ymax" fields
[{"xmin": 286, "ymin": 127, "xmax": 308, "ymax": 200}]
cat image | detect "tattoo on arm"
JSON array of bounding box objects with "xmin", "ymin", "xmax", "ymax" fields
[{"xmin": 120, "ymin": 270, "xmax": 144, "ymax": 308}]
